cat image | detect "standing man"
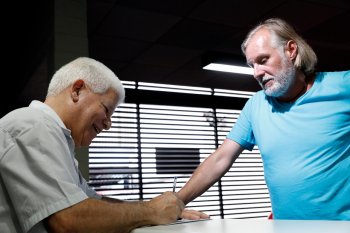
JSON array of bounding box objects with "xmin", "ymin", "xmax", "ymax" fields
[
  {"xmin": 0, "ymin": 57, "xmax": 186, "ymax": 233},
  {"xmin": 178, "ymin": 18, "xmax": 350, "ymax": 220}
]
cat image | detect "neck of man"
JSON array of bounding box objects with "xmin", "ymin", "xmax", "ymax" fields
[{"xmin": 277, "ymin": 73, "xmax": 315, "ymax": 103}]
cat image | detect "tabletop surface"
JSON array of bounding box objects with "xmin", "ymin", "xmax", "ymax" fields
[{"xmin": 132, "ymin": 218, "xmax": 350, "ymax": 233}]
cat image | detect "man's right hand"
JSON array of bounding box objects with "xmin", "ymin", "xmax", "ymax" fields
[{"xmin": 146, "ymin": 191, "xmax": 185, "ymax": 225}]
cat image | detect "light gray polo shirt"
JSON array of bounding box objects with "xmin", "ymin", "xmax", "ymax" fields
[{"xmin": 0, "ymin": 101, "xmax": 100, "ymax": 233}]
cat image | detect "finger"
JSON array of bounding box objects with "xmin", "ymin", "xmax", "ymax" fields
[{"xmin": 181, "ymin": 209, "xmax": 210, "ymax": 220}]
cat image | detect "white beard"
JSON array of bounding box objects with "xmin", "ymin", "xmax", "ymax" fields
[{"xmin": 262, "ymin": 55, "xmax": 296, "ymax": 98}]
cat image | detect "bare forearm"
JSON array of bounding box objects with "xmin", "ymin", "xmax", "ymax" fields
[
  {"xmin": 178, "ymin": 139, "xmax": 243, "ymax": 205},
  {"xmin": 46, "ymin": 192, "xmax": 183, "ymax": 233},
  {"xmin": 46, "ymin": 198, "xmax": 154, "ymax": 233},
  {"xmin": 177, "ymin": 155, "xmax": 226, "ymax": 204}
]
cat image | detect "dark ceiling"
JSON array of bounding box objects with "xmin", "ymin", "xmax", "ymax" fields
[
  {"xmin": 87, "ymin": 0, "xmax": 350, "ymax": 92},
  {"xmin": 3, "ymin": 0, "xmax": 350, "ymax": 117}
]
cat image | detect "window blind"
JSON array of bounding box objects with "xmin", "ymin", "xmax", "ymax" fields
[{"xmin": 89, "ymin": 82, "xmax": 271, "ymax": 219}]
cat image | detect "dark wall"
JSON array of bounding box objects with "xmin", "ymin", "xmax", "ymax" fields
[{"xmin": 2, "ymin": 1, "xmax": 54, "ymax": 117}]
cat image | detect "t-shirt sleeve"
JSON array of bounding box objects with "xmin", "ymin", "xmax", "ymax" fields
[
  {"xmin": 226, "ymin": 97, "xmax": 256, "ymax": 151},
  {"xmin": 0, "ymin": 120, "xmax": 89, "ymax": 232}
]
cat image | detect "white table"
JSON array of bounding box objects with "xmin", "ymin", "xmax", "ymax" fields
[{"xmin": 131, "ymin": 219, "xmax": 350, "ymax": 233}]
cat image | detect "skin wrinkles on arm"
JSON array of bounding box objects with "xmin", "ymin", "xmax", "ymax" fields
[
  {"xmin": 177, "ymin": 139, "xmax": 244, "ymax": 206},
  {"xmin": 45, "ymin": 192, "xmax": 184, "ymax": 233}
]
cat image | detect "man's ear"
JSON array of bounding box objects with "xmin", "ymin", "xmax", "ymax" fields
[
  {"xmin": 71, "ymin": 79, "xmax": 85, "ymax": 102},
  {"xmin": 286, "ymin": 40, "xmax": 298, "ymax": 61}
]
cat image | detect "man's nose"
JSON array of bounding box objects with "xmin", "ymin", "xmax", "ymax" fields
[{"xmin": 253, "ymin": 64, "xmax": 264, "ymax": 80}]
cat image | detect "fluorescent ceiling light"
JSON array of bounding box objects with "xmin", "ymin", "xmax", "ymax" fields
[{"xmin": 203, "ymin": 63, "xmax": 254, "ymax": 75}]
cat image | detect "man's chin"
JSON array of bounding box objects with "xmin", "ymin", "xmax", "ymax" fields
[
  {"xmin": 263, "ymin": 89, "xmax": 275, "ymax": 97},
  {"xmin": 81, "ymin": 138, "xmax": 94, "ymax": 147},
  {"xmin": 263, "ymin": 86, "xmax": 285, "ymax": 98}
]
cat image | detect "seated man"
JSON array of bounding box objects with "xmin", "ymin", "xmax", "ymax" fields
[{"xmin": 0, "ymin": 57, "xmax": 206, "ymax": 233}]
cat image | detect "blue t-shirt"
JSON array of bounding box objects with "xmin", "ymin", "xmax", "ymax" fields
[{"xmin": 227, "ymin": 71, "xmax": 350, "ymax": 220}]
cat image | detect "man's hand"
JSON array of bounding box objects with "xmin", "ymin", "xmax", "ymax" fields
[
  {"xmin": 181, "ymin": 208, "xmax": 210, "ymax": 220},
  {"xmin": 146, "ymin": 191, "xmax": 185, "ymax": 225}
]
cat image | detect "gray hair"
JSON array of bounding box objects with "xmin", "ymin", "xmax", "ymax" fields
[
  {"xmin": 241, "ymin": 18, "xmax": 317, "ymax": 75},
  {"xmin": 47, "ymin": 57, "xmax": 125, "ymax": 105}
]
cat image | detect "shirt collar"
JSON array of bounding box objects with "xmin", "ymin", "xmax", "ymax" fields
[{"xmin": 29, "ymin": 100, "xmax": 71, "ymax": 136}]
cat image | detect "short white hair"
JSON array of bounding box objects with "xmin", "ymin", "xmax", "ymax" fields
[{"xmin": 47, "ymin": 57, "xmax": 125, "ymax": 105}]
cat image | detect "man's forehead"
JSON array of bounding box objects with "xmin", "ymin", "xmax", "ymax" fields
[
  {"xmin": 249, "ymin": 29, "xmax": 270, "ymax": 46},
  {"xmin": 246, "ymin": 29, "xmax": 272, "ymax": 51}
]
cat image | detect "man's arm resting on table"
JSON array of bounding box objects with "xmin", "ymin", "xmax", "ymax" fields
[{"xmin": 44, "ymin": 191, "xmax": 184, "ymax": 233}]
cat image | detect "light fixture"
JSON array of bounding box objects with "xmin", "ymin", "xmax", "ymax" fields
[
  {"xmin": 203, "ymin": 63, "xmax": 253, "ymax": 75},
  {"xmin": 202, "ymin": 52, "xmax": 253, "ymax": 75}
]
